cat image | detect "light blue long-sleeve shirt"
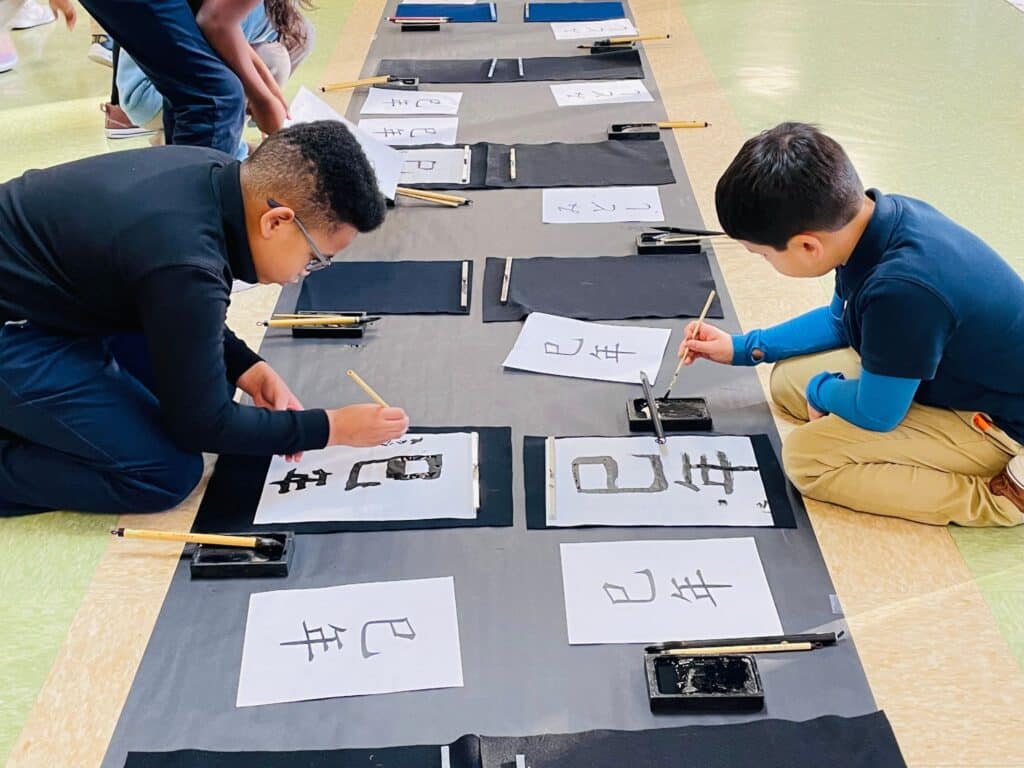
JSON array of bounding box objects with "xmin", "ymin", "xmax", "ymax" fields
[{"xmin": 731, "ymin": 292, "xmax": 919, "ymax": 431}]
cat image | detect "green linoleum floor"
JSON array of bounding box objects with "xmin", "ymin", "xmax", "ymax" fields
[
  {"xmin": 0, "ymin": 2, "xmax": 354, "ymax": 762},
  {"xmin": 679, "ymin": 0, "xmax": 1024, "ymax": 667}
]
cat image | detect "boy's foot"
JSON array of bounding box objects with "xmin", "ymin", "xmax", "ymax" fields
[
  {"xmin": 88, "ymin": 33, "xmax": 113, "ymax": 67},
  {"xmin": 101, "ymin": 103, "xmax": 157, "ymax": 139},
  {"xmin": 0, "ymin": 34, "xmax": 17, "ymax": 73},
  {"xmin": 9, "ymin": 1, "xmax": 56, "ymax": 30},
  {"xmin": 990, "ymin": 454, "xmax": 1024, "ymax": 513}
]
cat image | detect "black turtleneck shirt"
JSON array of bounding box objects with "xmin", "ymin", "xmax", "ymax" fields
[{"xmin": 0, "ymin": 146, "xmax": 330, "ymax": 455}]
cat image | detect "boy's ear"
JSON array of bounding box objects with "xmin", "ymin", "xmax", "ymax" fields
[
  {"xmin": 794, "ymin": 233, "xmax": 825, "ymax": 260},
  {"xmin": 260, "ymin": 205, "xmax": 294, "ymax": 238}
]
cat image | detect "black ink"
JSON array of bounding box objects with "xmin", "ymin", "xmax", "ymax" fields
[
  {"xmin": 669, "ymin": 569, "xmax": 733, "ymax": 607},
  {"xmin": 361, "ymin": 617, "xmax": 416, "ymax": 658},
  {"xmin": 544, "ymin": 337, "xmax": 584, "ymax": 356},
  {"xmin": 602, "ymin": 568, "xmax": 656, "ymax": 604},
  {"xmin": 589, "ymin": 343, "xmax": 635, "ymax": 361},
  {"xmin": 280, "ymin": 620, "xmax": 347, "ymax": 662},
  {"xmin": 674, "ymin": 451, "xmax": 759, "ymax": 495},
  {"xmin": 345, "ymin": 454, "xmax": 443, "ymax": 490},
  {"xmin": 269, "ymin": 468, "xmax": 332, "ymax": 495},
  {"xmin": 572, "ymin": 454, "xmax": 669, "ymax": 494}
]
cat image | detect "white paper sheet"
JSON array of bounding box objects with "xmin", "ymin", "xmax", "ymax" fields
[
  {"xmin": 358, "ymin": 117, "xmax": 459, "ymax": 146},
  {"xmin": 549, "ymin": 80, "xmax": 653, "ymax": 107},
  {"xmin": 560, "ymin": 539, "xmax": 783, "ymax": 645},
  {"xmin": 237, "ymin": 577, "xmax": 464, "ymax": 706},
  {"xmin": 502, "ymin": 312, "xmax": 670, "ymax": 384},
  {"xmin": 547, "ymin": 435, "xmax": 773, "ymax": 527},
  {"xmin": 254, "ymin": 433, "xmax": 478, "ymax": 524},
  {"xmin": 288, "ymin": 86, "xmax": 403, "ymax": 199},
  {"xmin": 361, "ymin": 87, "xmax": 463, "ymax": 115},
  {"xmin": 542, "ymin": 186, "xmax": 664, "ymax": 224},
  {"xmin": 399, "ymin": 147, "xmax": 470, "ymax": 185},
  {"xmin": 549, "ymin": 18, "xmax": 637, "ymax": 40}
]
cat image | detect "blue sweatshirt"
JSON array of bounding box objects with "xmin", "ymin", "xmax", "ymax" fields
[{"xmin": 731, "ymin": 190, "xmax": 1024, "ymax": 440}]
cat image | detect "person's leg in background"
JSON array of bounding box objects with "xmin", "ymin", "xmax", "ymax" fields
[
  {"xmin": 0, "ymin": 322, "xmax": 203, "ymax": 516},
  {"xmin": 78, "ymin": 0, "xmax": 244, "ymax": 154},
  {"xmin": 102, "ymin": 41, "xmax": 159, "ymax": 139},
  {"xmin": 770, "ymin": 350, "xmax": 1023, "ymax": 527},
  {"xmin": 87, "ymin": 12, "xmax": 113, "ymax": 65},
  {"xmin": 252, "ymin": 14, "xmax": 315, "ymax": 86},
  {"xmin": 8, "ymin": 0, "xmax": 55, "ymax": 30},
  {"xmin": 0, "ymin": 0, "xmax": 20, "ymax": 72}
]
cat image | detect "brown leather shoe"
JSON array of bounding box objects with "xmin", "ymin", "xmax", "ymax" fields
[
  {"xmin": 990, "ymin": 455, "xmax": 1024, "ymax": 513},
  {"xmin": 101, "ymin": 102, "xmax": 157, "ymax": 140}
]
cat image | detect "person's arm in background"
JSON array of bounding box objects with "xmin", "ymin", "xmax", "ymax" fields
[{"xmin": 195, "ymin": 0, "xmax": 289, "ymax": 134}]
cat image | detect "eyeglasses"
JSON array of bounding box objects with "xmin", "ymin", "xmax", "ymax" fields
[{"xmin": 267, "ymin": 198, "xmax": 334, "ymax": 273}]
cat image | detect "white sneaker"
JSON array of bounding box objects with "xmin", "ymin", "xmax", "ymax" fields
[
  {"xmin": 0, "ymin": 34, "xmax": 17, "ymax": 73},
  {"xmin": 88, "ymin": 34, "xmax": 113, "ymax": 67},
  {"xmin": 9, "ymin": 1, "xmax": 56, "ymax": 30}
]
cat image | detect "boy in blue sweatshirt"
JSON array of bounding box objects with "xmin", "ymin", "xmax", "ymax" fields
[{"xmin": 682, "ymin": 122, "xmax": 1024, "ymax": 526}]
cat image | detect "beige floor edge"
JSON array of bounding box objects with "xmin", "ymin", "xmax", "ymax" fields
[
  {"xmin": 7, "ymin": 1, "xmax": 1024, "ymax": 766},
  {"xmin": 629, "ymin": 1, "xmax": 1024, "ymax": 765}
]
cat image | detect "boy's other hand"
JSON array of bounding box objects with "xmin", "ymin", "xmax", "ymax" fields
[
  {"xmin": 679, "ymin": 321, "xmax": 733, "ymax": 365},
  {"xmin": 328, "ymin": 404, "xmax": 409, "ymax": 447}
]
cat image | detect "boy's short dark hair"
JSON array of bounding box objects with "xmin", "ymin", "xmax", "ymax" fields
[
  {"xmin": 715, "ymin": 123, "xmax": 863, "ymax": 250},
  {"xmin": 245, "ymin": 121, "xmax": 386, "ymax": 233}
]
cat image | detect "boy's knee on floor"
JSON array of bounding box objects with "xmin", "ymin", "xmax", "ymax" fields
[
  {"xmin": 769, "ymin": 360, "xmax": 807, "ymax": 419},
  {"xmin": 781, "ymin": 423, "xmax": 826, "ymax": 492},
  {"xmin": 121, "ymin": 449, "xmax": 203, "ymax": 512}
]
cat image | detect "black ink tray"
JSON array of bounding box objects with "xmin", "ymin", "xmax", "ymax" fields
[
  {"xmin": 627, "ymin": 397, "xmax": 712, "ymax": 432},
  {"xmin": 589, "ymin": 42, "xmax": 637, "ymax": 55},
  {"xmin": 645, "ymin": 652, "xmax": 764, "ymax": 713},
  {"xmin": 290, "ymin": 311, "xmax": 371, "ymax": 339},
  {"xmin": 635, "ymin": 232, "xmax": 704, "ymax": 255},
  {"xmin": 189, "ymin": 531, "xmax": 294, "ymax": 579},
  {"xmin": 608, "ymin": 122, "xmax": 661, "ymax": 141}
]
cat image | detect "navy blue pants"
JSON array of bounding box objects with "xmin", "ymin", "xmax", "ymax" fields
[
  {"xmin": 0, "ymin": 323, "xmax": 203, "ymax": 516},
  {"xmin": 80, "ymin": 0, "xmax": 245, "ymax": 154}
]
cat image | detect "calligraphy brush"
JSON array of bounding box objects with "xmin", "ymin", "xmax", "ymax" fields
[
  {"xmin": 639, "ymin": 370, "xmax": 666, "ymax": 447},
  {"xmin": 347, "ymin": 369, "xmax": 390, "ymax": 407},
  {"xmin": 647, "ymin": 631, "xmax": 841, "ymax": 657},
  {"xmin": 664, "ymin": 289, "xmax": 716, "ymax": 399},
  {"xmin": 111, "ymin": 528, "xmax": 284, "ymax": 558},
  {"xmin": 576, "ymin": 33, "xmax": 670, "ymax": 49},
  {"xmin": 259, "ymin": 315, "xmax": 381, "ymax": 328}
]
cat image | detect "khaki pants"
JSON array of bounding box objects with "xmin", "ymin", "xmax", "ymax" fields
[{"xmin": 771, "ymin": 348, "xmax": 1023, "ymax": 527}]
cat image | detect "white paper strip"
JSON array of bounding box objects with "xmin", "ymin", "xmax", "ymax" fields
[
  {"xmin": 550, "ymin": 18, "xmax": 637, "ymax": 40},
  {"xmin": 503, "ymin": 312, "xmax": 670, "ymax": 384},
  {"xmin": 361, "ymin": 87, "xmax": 463, "ymax": 115},
  {"xmin": 549, "ymin": 435, "xmax": 773, "ymax": 527},
  {"xmin": 237, "ymin": 577, "xmax": 464, "ymax": 706},
  {"xmin": 358, "ymin": 117, "xmax": 459, "ymax": 146},
  {"xmin": 399, "ymin": 147, "xmax": 469, "ymax": 185},
  {"xmin": 542, "ymin": 186, "xmax": 664, "ymax": 224},
  {"xmin": 254, "ymin": 433, "xmax": 477, "ymax": 524},
  {"xmin": 560, "ymin": 539, "xmax": 783, "ymax": 645},
  {"xmin": 549, "ymin": 80, "xmax": 653, "ymax": 107}
]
